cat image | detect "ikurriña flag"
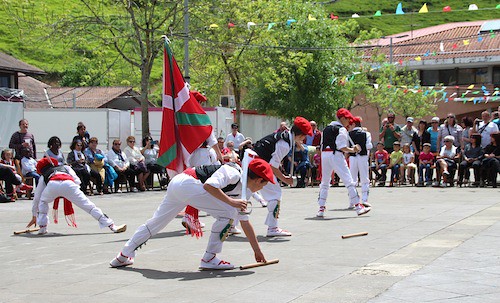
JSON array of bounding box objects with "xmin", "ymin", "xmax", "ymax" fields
[{"xmin": 157, "ymin": 39, "xmax": 212, "ymax": 173}]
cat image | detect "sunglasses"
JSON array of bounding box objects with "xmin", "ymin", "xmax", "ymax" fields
[
  {"xmin": 114, "ymin": 143, "xmax": 121, "ymax": 145},
  {"xmin": 128, "ymin": 141, "xmax": 135, "ymax": 143}
]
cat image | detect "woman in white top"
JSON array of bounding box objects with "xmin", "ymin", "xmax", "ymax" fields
[
  {"xmin": 124, "ymin": 136, "xmax": 149, "ymax": 191},
  {"xmin": 435, "ymin": 135, "xmax": 460, "ymax": 187}
]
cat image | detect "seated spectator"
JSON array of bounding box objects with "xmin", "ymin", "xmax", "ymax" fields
[
  {"xmin": 388, "ymin": 141, "xmax": 403, "ymax": 187},
  {"xmin": 473, "ymin": 111, "xmax": 499, "ymax": 148},
  {"xmin": 67, "ymin": 140, "xmax": 94, "ymax": 194},
  {"xmin": 124, "ymin": 136, "xmax": 149, "ymax": 191},
  {"xmin": 0, "ymin": 163, "xmax": 32, "ymax": 201},
  {"xmin": 1, "ymin": 149, "xmax": 32, "ymax": 200},
  {"xmin": 417, "ymin": 143, "xmax": 434, "ymax": 186},
  {"xmin": 371, "ymin": 142, "xmax": 389, "ymax": 186},
  {"xmin": 84, "ymin": 137, "xmax": 107, "ymax": 194},
  {"xmin": 458, "ymin": 134, "xmax": 483, "ymax": 187},
  {"xmin": 311, "ymin": 146, "xmax": 321, "ymax": 183},
  {"xmin": 434, "ymin": 135, "xmax": 460, "ymax": 187},
  {"xmin": 46, "ymin": 136, "xmax": 66, "ymax": 165},
  {"xmin": 437, "ymin": 113, "xmax": 463, "ymax": 151},
  {"xmin": 141, "ymin": 136, "xmax": 168, "ymax": 187},
  {"xmin": 224, "ymin": 141, "xmax": 240, "ymax": 163},
  {"xmin": 107, "ymin": 139, "xmax": 137, "ymax": 193},
  {"xmin": 480, "ymin": 132, "xmax": 500, "ymax": 188},
  {"xmin": 288, "ymin": 143, "xmax": 311, "ymax": 188},
  {"xmin": 72, "ymin": 122, "xmax": 91, "ymax": 150},
  {"xmin": 20, "ymin": 148, "xmax": 40, "ymax": 186},
  {"xmin": 401, "ymin": 143, "xmax": 417, "ymax": 185}
]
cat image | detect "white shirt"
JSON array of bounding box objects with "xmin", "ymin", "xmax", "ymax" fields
[
  {"xmin": 269, "ymin": 131, "xmax": 292, "ymax": 168},
  {"xmin": 188, "ymin": 147, "xmax": 218, "ymax": 167},
  {"xmin": 403, "ymin": 152, "xmax": 414, "ymax": 165},
  {"xmin": 331, "ymin": 121, "xmax": 349, "ymax": 150},
  {"xmin": 477, "ymin": 121, "xmax": 499, "ymax": 148},
  {"xmin": 226, "ymin": 131, "xmax": 245, "ymax": 151},
  {"xmin": 204, "ymin": 164, "xmax": 250, "ymax": 221},
  {"xmin": 107, "ymin": 149, "xmax": 130, "ymax": 169},
  {"xmin": 124, "ymin": 146, "xmax": 145, "ymax": 166},
  {"xmin": 21, "ymin": 157, "xmax": 37, "ymax": 175}
]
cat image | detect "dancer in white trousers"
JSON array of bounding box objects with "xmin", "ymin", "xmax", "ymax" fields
[
  {"xmin": 253, "ymin": 117, "xmax": 312, "ymax": 237},
  {"xmin": 317, "ymin": 109, "xmax": 371, "ymax": 217},
  {"xmin": 348, "ymin": 116, "xmax": 373, "ymax": 206},
  {"xmin": 110, "ymin": 158, "xmax": 275, "ymax": 270},
  {"xmin": 26, "ymin": 157, "xmax": 127, "ymax": 235}
]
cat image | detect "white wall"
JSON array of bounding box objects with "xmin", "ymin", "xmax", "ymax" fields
[
  {"xmin": 24, "ymin": 108, "xmax": 131, "ymax": 158},
  {"xmin": 0, "ymin": 102, "xmax": 24, "ymax": 151},
  {"xmin": 133, "ymin": 107, "xmax": 282, "ymax": 144}
]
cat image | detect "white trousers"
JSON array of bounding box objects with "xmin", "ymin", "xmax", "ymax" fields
[
  {"xmin": 318, "ymin": 151, "xmax": 359, "ymax": 207},
  {"xmin": 259, "ymin": 175, "xmax": 281, "ymax": 229},
  {"xmin": 37, "ymin": 180, "xmax": 113, "ymax": 228},
  {"xmin": 121, "ymin": 173, "xmax": 238, "ymax": 258},
  {"xmin": 349, "ymin": 155, "xmax": 370, "ymax": 203}
]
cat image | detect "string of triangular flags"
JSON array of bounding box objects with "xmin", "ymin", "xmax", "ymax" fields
[
  {"xmin": 206, "ymin": 3, "xmax": 500, "ymax": 30},
  {"xmin": 332, "ymin": 75, "xmax": 500, "ymax": 104}
]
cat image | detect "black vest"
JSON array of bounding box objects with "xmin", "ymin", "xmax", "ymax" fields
[
  {"xmin": 321, "ymin": 124, "xmax": 342, "ymax": 152},
  {"xmin": 194, "ymin": 162, "xmax": 240, "ymax": 193},
  {"xmin": 41, "ymin": 165, "xmax": 70, "ymax": 184},
  {"xmin": 349, "ymin": 129, "xmax": 368, "ymax": 156},
  {"xmin": 253, "ymin": 131, "xmax": 291, "ymax": 162}
]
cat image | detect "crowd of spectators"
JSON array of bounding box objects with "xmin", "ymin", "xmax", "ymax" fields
[{"xmin": 2, "ymin": 110, "xmax": 499, "ymax": 202}]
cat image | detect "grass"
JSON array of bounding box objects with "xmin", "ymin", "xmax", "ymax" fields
[{"xmin": 328, "ymin": 0, "xmax": 500, "ymax": 35}]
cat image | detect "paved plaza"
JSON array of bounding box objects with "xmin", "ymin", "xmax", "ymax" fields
[{"xmin": 1, "ymin": 184, "xmax": 499, "ymax": 303}]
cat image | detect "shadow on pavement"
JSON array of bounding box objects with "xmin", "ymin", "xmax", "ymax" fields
[{"xmin": 118, "ymin": 266, "xmax": 254, "ymax": 281}]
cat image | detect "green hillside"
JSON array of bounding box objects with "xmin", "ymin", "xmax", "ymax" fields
[
  {"xmin": 329, "ymin": 0, "xmax": 500, "ymax": 35},
  {"xmin": 0, "ymin": 0, "xmax": 499, "ymax": 88}
]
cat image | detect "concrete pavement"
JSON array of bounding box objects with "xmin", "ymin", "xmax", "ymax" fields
[{"xmin": 1, "ymin": 184, "xmax": 499, "ymax": 302}]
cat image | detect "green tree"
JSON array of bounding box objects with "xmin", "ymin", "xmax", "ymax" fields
[
  {"xmin": 6, "ymin": 0, "xmax": 185, "ymax": 137},
  {"xmin": 363, "ymin": 53, "xmax": 438, "ymax": 126}
]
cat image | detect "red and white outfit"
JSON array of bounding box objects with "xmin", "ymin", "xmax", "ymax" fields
[
  {"xmin": 318, "ymin": 121, "xmax": 360, "ymax": 207},
  {"xmin": 116, "ymin": 164, "xmax": 251, "ymax": 267},
  {"xmin": 32, "ymin": 159, "xmax": 119, "ymax": 233},
  {"xmin": 348, "ymin": 127, "xmax": 373, "ymax": 204},
  {"xmin": 260, "ymin": 132, "xmax": 292, "ymax": 231}
]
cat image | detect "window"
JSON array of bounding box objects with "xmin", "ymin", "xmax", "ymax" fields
[
  {"xmin": 421, "ymin": 69, "xmax": 455, "ymax": 86},
  {"xmin": 0, "ymin": 73, "xmax": 11, "ymax": 88},
  {"xmin": 493, "ymin": 66, "xmax": 500, "ymax": 86}
]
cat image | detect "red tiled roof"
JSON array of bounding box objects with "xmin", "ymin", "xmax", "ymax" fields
[
  {"xmin": 362, "ymin": 20, "xmax": 500, "ymax": 63},
  {"xmin": 45, "ymin": 86, "xmax": 136, "ymax": 108},
  {"xmin": 0, "ymin": 52, "xmax": 45, "ymax": 75}
]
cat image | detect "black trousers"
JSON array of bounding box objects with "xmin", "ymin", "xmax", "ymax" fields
[{"xmin": 0, "ymin": 166, "xmax": 21, "ymax": 195}]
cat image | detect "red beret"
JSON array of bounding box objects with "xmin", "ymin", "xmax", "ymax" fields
[
  {"xmin": 293, "ymin": 116, "xmax": 313, "ymax": 136},
  {"xmin": 336, "ymin": 108, "xmax": 353, "ymax": 120},
  {"xmin": 36, "ymin": 157, "xmax": 59, "ymax": 174},
  {"xmin": 248, "ymin": 158, "xmax": 275, "ymax": 184},
  {"xmin": 351, "ymin": 116, "xmax": 362, "ymax": 125}
]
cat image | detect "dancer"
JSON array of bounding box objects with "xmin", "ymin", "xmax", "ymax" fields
[
  {"xmin": 253, "ymin": 116, "xmax": 312, "ymax": 237},
  {"xmin": 348, "ymin": 116, "xmax": 373, "ymax": 207},
  {"xmin": 26, "ymin": 157, "xmax": 126, "ymax": 235},
  {"xmin": 317, "ymin": 108, "xmax": 371, "ymax": 217},
  {"xmin": 110, "ymin": 158, "xmax": 274, "ymax": 270}
]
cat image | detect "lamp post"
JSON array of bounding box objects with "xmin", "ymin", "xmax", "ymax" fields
[{"xmin": 183, "ymin": 0, "xmax": 190, "ymax": 84}]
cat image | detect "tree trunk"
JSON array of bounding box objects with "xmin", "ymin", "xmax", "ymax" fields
[
  {"xmin": 234, "ymin": 84, "xmax": 241, "ymax": 127},
  {"xmin": 140, "ymin": 71, "xmax": 150, "ymax": 138}
]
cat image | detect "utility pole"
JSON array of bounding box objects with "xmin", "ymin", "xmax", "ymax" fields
[{"xmin": 183, "ymin": 0, "xmax": 190, "ymax": 84}]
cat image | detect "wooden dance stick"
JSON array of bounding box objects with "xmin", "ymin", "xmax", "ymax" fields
[
  {"xmin": 341, "ymin": 232, "xmax": 368, "ymax": 239},
  {"xmin": 239, "ymin": 259, "xmax": 279, "ymax": 270},
  {"xmin": 13, "ymin": 227, "xmax": 40, "ymax": 235}
]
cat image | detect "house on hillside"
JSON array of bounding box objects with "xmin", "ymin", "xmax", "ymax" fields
[
  {"xmin": 19, "ymin": 76, "xmax": 153, "ymax": 110},
  {"xmin": 0, "ymin": 51, "xmax": 46, "ymax": 101},
  {"xmin": 354, "ymin": 19, "xmax": 500, "ymax": 134}
]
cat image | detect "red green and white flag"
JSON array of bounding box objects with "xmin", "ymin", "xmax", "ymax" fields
[{"xmin": 157, "ymin": 40, "xmax": 212, "ymax": 173}]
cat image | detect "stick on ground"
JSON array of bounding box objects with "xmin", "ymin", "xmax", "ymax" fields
[
  {"xmin": 341, "ymin": 232, "xmax": 368, "ymax": 239},
  {"xmin": 13, "ymin": 227, "xmax": 40, "ymax": 235},
  {"xmin": 239, "ymin": 259, "xmax": 279, "ymax": 270}
]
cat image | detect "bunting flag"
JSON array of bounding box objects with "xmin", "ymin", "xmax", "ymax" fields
[
  {"xmin": 157, "ymin": 39, "xmax": 213, "ymax": 174},
  {"xmin": 419, "ymin": 3, "xmax": 429, "ymax": 13}
]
